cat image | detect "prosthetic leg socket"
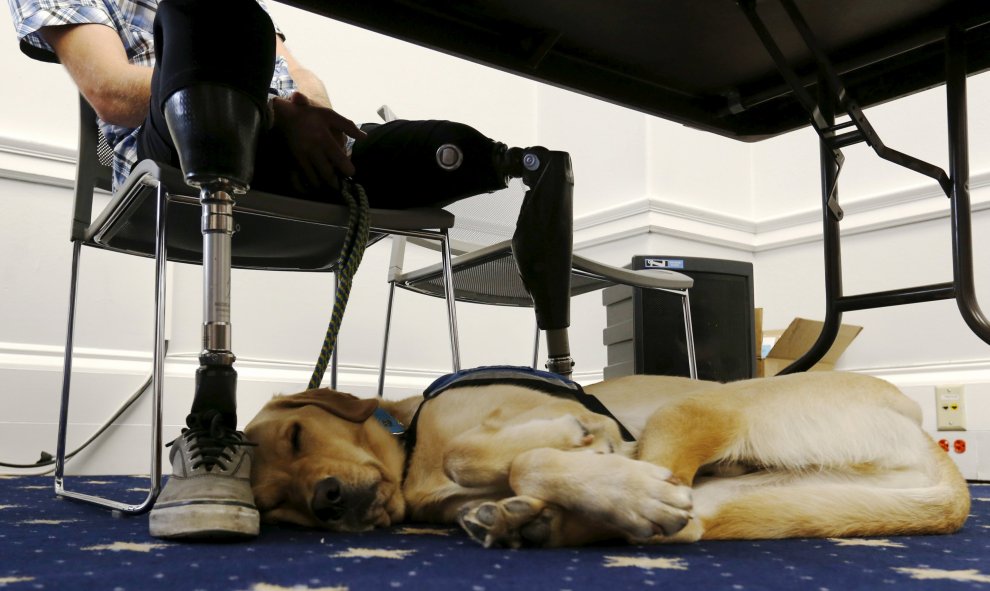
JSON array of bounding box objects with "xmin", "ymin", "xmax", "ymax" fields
[{"xmin": 164, "ymin": 85, "xmax": 261, "ymax": 192}]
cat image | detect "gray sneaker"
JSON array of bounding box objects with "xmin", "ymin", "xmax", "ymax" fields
[{"xmin": 149, "ymin": 412, "xmax": 259, "ymax": 539}]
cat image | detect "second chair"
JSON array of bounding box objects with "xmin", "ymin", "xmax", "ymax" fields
[{"xmin": 377, "ymin": 234, "xmax": 697, "ymax": 395}]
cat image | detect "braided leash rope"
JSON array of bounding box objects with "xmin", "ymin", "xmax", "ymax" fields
[{"xmin": 308, "ymin": 179, "xmax": 371, "ymax": 389}]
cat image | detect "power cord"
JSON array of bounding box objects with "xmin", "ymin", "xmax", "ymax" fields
[{"xmin": 0, "ymin": 340, "xmax": 170, "ymax": 473}]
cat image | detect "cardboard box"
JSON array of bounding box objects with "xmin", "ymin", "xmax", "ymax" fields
[{"xmin": 756, "ymin": 315, "xmax": 862, "ymax": 377}]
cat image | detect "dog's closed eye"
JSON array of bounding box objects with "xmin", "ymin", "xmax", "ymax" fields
[{"xmin": 290, "ymin": 422, "xmax": 302, "ymax": 453}]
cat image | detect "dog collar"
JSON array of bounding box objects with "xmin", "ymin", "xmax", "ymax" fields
[{"xmin": 373, "ymin": 407, "xmax": 405, "ymax": 435}]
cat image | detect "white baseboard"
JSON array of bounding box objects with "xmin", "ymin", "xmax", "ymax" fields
[{"xmin": 0, "ymin": 340, "xmax": 439, "ymax": 396}]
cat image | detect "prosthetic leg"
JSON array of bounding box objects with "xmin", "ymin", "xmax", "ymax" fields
[
  {"xmin": 501, "ymin": 148, "xmax": 575, "ymax": 377},
  {"xmin": 353, "ymin": 122, "xmax": 575, "ymax": 376},
  {"xmin": 140, "ymin": 0, "xmax": 283, "ymax": 541},
  {"xmin": 163, "ymin": 85, "xmax": 262, "ymax": 428},
  {"xmin": 145, "ymin": 85, "xmax": 265, "ymax": 540}
]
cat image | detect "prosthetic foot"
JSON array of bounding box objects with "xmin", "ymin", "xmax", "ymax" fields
[{"xmin": 149, "ymin": 85, "xmax": 262, "ymax": 540}]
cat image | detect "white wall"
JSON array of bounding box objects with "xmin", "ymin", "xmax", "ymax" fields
[{"xmin": 2, "ymin": 2, "xmax": 989, "ymax": 475}]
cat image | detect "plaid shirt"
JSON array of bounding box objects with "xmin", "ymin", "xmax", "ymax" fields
[{"xmin": 8, "ymin": 0, "xmax": 297, "ymax": 191}]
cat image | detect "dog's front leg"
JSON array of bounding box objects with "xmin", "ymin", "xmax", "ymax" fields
[
  {"xmin": 459, "ymin": 449, "xmax": 693, "ymax": 547},
  {"xmin": 512, "ymin": 449, "xmax": 693, "ymax": 540},
  {"xmin": 457, "ymin": 495, "xmax": 619, "ymax": 548}
]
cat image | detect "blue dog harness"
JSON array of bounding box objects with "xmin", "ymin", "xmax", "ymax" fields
[
  {"xmin": 397, "ymin": 366, "xmax": 635, "ymax": 468},
  {"xmin": 424, "ymin": 365, "xmax": 585, "ymax": 401}
]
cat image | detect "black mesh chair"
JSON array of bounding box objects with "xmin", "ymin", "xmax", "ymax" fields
[{"xmin": 55, "ymin": 95, "xmax": 458, "ymax": 514}]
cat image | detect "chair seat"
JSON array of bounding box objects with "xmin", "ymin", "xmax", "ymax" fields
[
  {"xmin": 394, "ymin": 239, "xmax": 693, "ymax": 306},
  {"xmin": 85, "ymin": 160, "xmax": 455, "ymax": 272}
]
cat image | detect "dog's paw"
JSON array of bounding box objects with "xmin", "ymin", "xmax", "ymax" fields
[
  {"xmin": 512, "ymin": 450, "xmax": 694, "ymax": 542},
  {"xmin": 457, "ymin": 496, "xmax": 558, "ymax": 548},
  {"xmin": 597, "ymin": 459, "xmax": 694, "ymax": 541}
]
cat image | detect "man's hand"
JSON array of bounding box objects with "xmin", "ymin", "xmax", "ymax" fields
[{"xmin": 270, "ymin": 92, "xmax": 367, "ymax": 193}]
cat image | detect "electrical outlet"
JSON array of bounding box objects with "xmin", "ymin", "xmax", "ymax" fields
[{"xmin": 935, "ymin": 385, "xmax": 966, "ymax": 431}]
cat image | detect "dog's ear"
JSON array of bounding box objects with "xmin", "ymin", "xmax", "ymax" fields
[{"xmin": 270, "ymin": 388, "xmax": 379, "ymax": 423}]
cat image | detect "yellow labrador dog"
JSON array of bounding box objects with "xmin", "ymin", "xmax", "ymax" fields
[{"xmin": 244, "ymin": 372, "xmax": 970, "ymax": 547}]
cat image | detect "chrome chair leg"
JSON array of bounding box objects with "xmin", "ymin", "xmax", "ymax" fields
[
  {"xmin": 54, "ymin": 240, "xmax": 82, "ymax": 490},
  {"xmin": 55, "ymin": 182, "xmax": 169, "ymax": 514},
  {"xmin": 377, "ymin": 281, "xmax": 397, "ymax": 397},
  {"xmin": 378, "ymin": 229, "xmax": 459, "ymax": 397},
  {"xmin": 440, "ymin": 230, "xmax": 460, "ymax": 372},
  {"xmin": 681, "ymin": 290, "xmax": 698, "ymax": 379}
]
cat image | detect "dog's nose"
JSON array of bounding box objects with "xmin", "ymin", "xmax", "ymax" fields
[
  {"xmin": 313, "ymin": 477, "xmax": 345, "ymax": 520},
  {"xmin": 311, "ymin": 476, "xmax": 375, "ymax": 523}
]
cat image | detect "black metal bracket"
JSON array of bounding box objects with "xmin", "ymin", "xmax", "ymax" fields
[{"xmin": 738, "ymin": 0, "xmax": 990, "ymax": 373}]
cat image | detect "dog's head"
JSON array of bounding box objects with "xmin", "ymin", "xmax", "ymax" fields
[{"xmin": 244, "ymin": 388, "xmax": 406, "ymax": 531}]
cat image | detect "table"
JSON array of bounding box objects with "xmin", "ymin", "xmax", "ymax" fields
[{"xmin": 287, "ymin": 0, "xmax": 990, "ymax": 373}]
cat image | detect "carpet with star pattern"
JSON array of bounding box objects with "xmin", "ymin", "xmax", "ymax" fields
[{"xmin": 1, "ymin": 476, "xmax": 988, "ymax": 590}]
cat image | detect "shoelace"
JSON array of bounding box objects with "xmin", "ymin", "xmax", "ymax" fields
[{"xmin": 168, "ymin": 411, "xmax": 256, "ymax": 472}]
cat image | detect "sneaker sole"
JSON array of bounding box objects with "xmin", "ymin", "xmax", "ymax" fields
[{"xmin": 149, "ymin": 502, "xmax": 260, "ymax": 540}]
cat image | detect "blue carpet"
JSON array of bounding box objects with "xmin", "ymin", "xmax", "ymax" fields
[{"xmin": 1, "ymin": 476, "xmax": 988, "ymax": 591}]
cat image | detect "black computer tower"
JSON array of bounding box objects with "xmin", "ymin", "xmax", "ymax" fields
[{"xmin": 603, "ymin": 255, "xmax": 756, "ymax": 382}]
